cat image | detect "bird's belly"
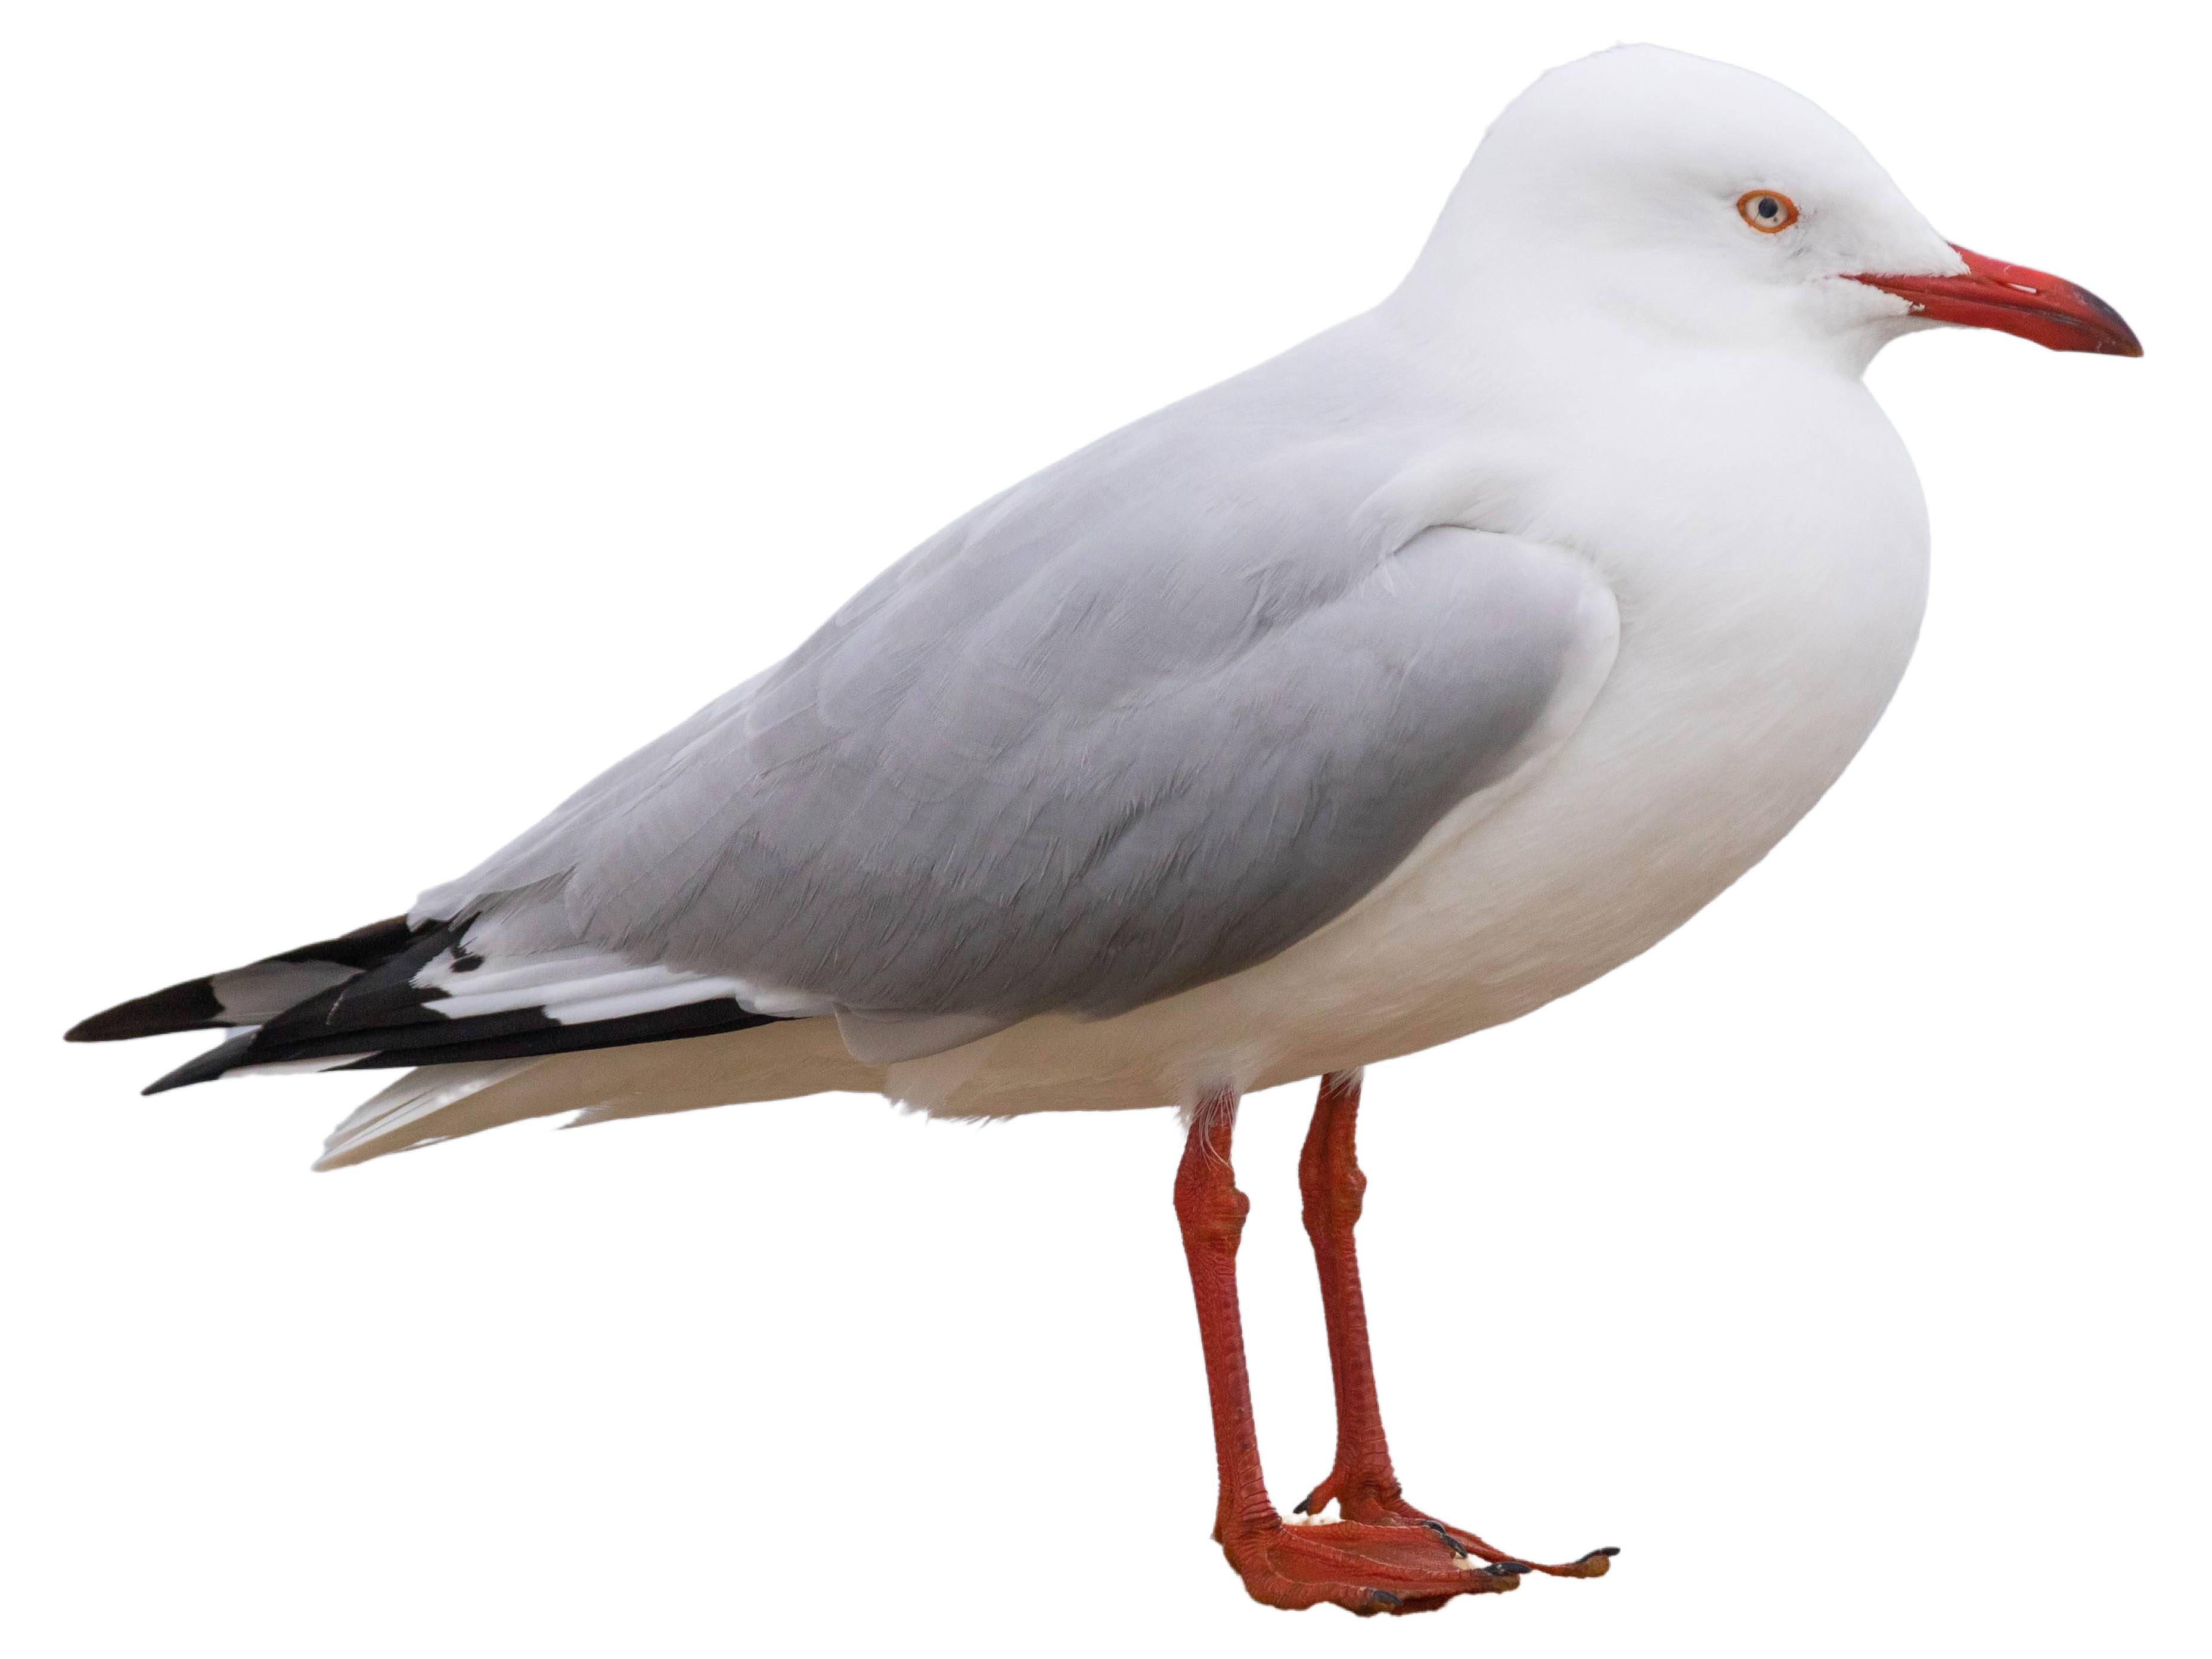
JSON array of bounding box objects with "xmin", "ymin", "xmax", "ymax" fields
[{"xmin": 886, "ymin": 517, "xmax": 1928, "ymax": 1118}]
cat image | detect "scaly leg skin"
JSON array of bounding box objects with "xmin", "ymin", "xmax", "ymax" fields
[
  {"xmin": 1175, "ymin": 1087, "xmax": 1525, "ymax": 1615},
  {"xmin": 1293, "ymin": 1069, "xmax": 1618, "ymax": 1580}
]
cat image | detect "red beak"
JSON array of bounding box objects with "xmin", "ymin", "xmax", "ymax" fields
[{"xmin": 1854, "ymin": 244, "xmax": 2141, "ymax": 357}]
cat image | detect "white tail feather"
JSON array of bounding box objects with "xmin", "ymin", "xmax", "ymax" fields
[
  {"xmin": 311, "ymin": 1019, "xmax": 879, "ymax": 1170},
  {"xmin": 314, "ymin": 1060, "xmax": 540, "ymax": 1170}
]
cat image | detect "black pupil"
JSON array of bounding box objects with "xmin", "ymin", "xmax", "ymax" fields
[{"xmin": 1757, "ymin": 197, "xmax": 1779, "ymax": 219}]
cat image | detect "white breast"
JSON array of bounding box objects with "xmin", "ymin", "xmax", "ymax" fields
[{"xmin": 887, "ymin": 364, "xmax": 1931, "ymax": 1118}]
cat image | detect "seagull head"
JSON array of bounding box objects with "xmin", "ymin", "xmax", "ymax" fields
[{"xmin": 1399, "ymin": 45, "xmax": 2140, "ymax": 372}]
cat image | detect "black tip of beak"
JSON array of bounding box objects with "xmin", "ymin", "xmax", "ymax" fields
[{"xmin": 2074, "ymin": 284, "xmax": 2143, "ymax": 358}]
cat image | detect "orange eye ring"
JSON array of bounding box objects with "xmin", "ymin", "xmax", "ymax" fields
[{"xmin": 1736, "ymin": 190, "xmax": 1799, "ymax": 233}]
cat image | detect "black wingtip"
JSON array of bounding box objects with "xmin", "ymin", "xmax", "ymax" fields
[
  {"xmin": 141, "ymin": 1030, "xmax": 259, "ymax": 1094},
  {"xmin": 66, "ymin": 978, "xmax": 227, "ymax": 1043},
  {"xmin": 68, "ymin": 916, "xmax": 421, "ymax": 1045}
]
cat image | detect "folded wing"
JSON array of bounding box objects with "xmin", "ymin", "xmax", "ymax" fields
[
  {"xmin": 77, "ymin": 395, "xmax": 1619, "ymax": 1090},
  {"xmin": 418, "ymin": 420, "xmax": 1615, "ymax": 1060}
]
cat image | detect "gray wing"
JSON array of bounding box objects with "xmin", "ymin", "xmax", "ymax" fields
[{"xmin": 417, "ymin": 417, "xmax": 1614, "ymax": 1060}]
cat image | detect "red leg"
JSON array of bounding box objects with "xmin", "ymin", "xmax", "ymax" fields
[
  {"xmin": 1293, "ymin": 1069, "xmax": 1618, "ymax": 1579},
  {"xmin": 1174, "ymin": 1087, "xmax": 1276, "ymax": 1546},
  {"xmin": 1174, "ymin": 1086, "xmax": 1524, "ymax": 1614}
]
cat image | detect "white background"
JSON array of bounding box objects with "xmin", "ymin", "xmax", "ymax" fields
[{"xmin": 3, "ymin": 4, "xmax": 2203, "ymax": 1655}]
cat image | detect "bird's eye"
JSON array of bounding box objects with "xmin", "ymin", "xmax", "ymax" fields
[{"xmin": 1736, "ymin": 190, "xmax": 1799, "ymax": 233}]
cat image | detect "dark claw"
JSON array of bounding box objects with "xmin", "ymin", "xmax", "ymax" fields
[
  {"xmin": 1292, "ymin": 1487, "xmax": 1322, "ymax": 1517},
  {"xmin": 1487, "ymin": 1561, "xmax": 1534, "ymax": 1578},
  {"xmin": 1580, "ymin": 1548, "xmax": 1621, "ymax": 1562},
  {"xmin": 1364, "ymin": 1588, "xmax": 1404, "ymax": 1609},
  {"xmin": 1419, "ymin": 1519, "xmax": 1469, "ymax": 1558}
]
